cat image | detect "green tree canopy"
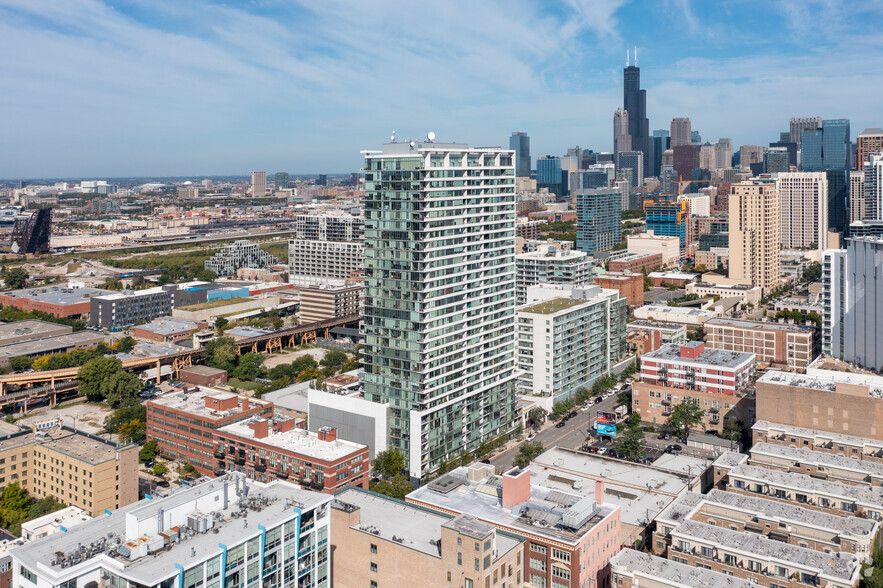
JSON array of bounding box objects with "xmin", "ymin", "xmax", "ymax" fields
[
  {"xmin": 8, "ymin": 356, "xmax": 32, "ymax": 371},
  {"xmin": 232, "ymin": 352, "xmax": 266, "ymax": 381},
  {"xmin": 616, "ymin": 413, "xmax": 646, "ymax": 460},
  {"xmin": 4, "ymin": 267, "xmax": 29, "ymax": 290},
  {"xmin": 667, "ymin": 400, "xmax": 705, "ymax": 435},
  {"xmin": 513, "ymin": 441, "xmax": 544, "ymax": 468},
  {"xmin": 527, "ymin": 407, "xmax": 546, "ymax": 430},
  {"xmin": 204, "ymin": 337, "xmax": 237, "ymax": 371},
  {"xmin": 79, "ymin": 356, "xmax": 141, "ymax": 407},
  {"xmin": 372, "ymin": 449, "xmax": 405, "ymax": 479}
]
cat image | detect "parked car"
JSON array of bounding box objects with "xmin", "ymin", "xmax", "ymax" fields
[
  {"xmin": 657, "ymin": 433, "xmax": 671, "ymax": 440},
  {"xmin": 595, "ymin": 396, "xmax": 603, "ymax": 404},
  {"xmin": 677, "ymin": 436, "xmax": 688, "ymax": 444},
  {"xmin": 556, "ymin": 421, "xmax": 566, "ymax": 428},
  {"xmin": 597, "ymin": 447, "xmax": 607, "ymax": 455},
  {"xmin": 666, "ymin": 444, "xmax": 683, "ymax": 452}
]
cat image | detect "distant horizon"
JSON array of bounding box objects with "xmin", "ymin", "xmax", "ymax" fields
[
  {"xmin": 0, "ymin": 173, "xmax": 359, "ymax": 185},
  {"xmin": 2, "ymin": 1, "xmax": 882, "ymax": 177}
]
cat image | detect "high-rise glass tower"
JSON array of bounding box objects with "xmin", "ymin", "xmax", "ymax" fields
[
  {"xmin": 362, "ymin": 141, "xmax": 519, "ymax": 481},
  {"xmin": 274, "ymin": 171, "xmax": 289, "ymax": 191},
  {"xmin": 575, "ymin": 188, "xmax": 622, "ymax": 255},
  {"xmin": 648, "ymin": 130, "xmax": 670, "ymax": 179},
  {"xmin": 509, "ymin": 132, "xmax": 530, "ymax": 177},
  {"xmin": 624, "ymin": 59, "xmax": 649, "ymax": 177},
  {"xmin": 613, "ymin": 108, "xmax": 631, "ymax": 160}
]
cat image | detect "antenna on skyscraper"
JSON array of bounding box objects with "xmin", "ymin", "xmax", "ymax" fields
[
  {"xmin": 626, "ymin": 47, "xmax": 629, "ymax": 67},
  {"xmin": 635, "ymin": 46, "xmax": 638, "ymax": 67}
]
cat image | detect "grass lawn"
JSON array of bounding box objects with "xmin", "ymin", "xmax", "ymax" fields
[{"xmin": 227, "ymin": 378, "xmax": 262, "ymax": 391}]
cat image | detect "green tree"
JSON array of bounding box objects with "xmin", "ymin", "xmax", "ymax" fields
[
  {"xmin": 8, "ymin": 356, "xmax": 32, "ymax": 371},
  {"xmin": 152, "ymin": 462, "xmax": 168, "ymax": 477},
  {"xmin": 4, "ymin": 267, "xmax": 29, "ymax": 290},
  {"xmin": 79, "ymin": 356, "xmax": 142, "ymax": 406},
  {"xmin": 372, "ymin": 449, "xmax": 406, "ymax": 479},
  {"xmin": 0, "ymin": 482, "xmax": 30, "ymax": 512},
  {"xmin": 215, "ymin": 317, "xmax": 229, "ymax": 331},
  {"xmin": 232, "ymin": 352, "xmax": 266, "ymax": 381},
  {"xmin": 616, "ymin": 413, "xmax": 646, "ymax": 460},
  {"xmin": 140, "ymin": 440, "xmax": 158, "ymax": 463},
  {"xmin": 513, "ymin": 441, "xmax": 544, "ymax": 468},
  {"xmin": 114, "ymin": 337, "xmax": 137, "ymax": 353},
  {"xmin": 527, "ymin": 407, "xmax": 546, "ymax": 431},
  {"xmin": 320, "ymin": 350, "xmax": 348, "ymax": 371},
  {"xmin": 369, "ymin": 474, "xmax": 414, "ymax": 500},
  {"xmin": 118, "ymin": 419, "xmax": 146, "ymax": 444},
  {"xmin": 803, "ymin": 262, "xmax": 822, "ymax": 282},
  {"xmin": 667, "ymin": 400, "xmax": 705, "ymax": 436},
  {"xmin": 204, "ymin": 337, "xmax": 237, "ymax": 371},
  {"xmin": 105, "ymin": 404, "xmax": 147, "ymax": 434}
]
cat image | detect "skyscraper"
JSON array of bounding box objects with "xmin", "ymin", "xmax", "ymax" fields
[
  {"xmin": 764, "ymin": 147, "xmax": 791, "ymax": 174},
  {"xmin": 623, "ymin": 53, "xmax": 649, "ymax": 177},
  {"xmin": 739, "ymin": 145, "xmax": 765, "ymax": 171},
  {"xmin": 644, "ymin": 201, "xmax": 690, "ymax": 256},
  {"xmin": 776, "ymin": 172, "xmax": 828, "ymax": 249},
  {"xmin": 729, "ymin": 182, "xmax": 781, "ymax": 291},
  {"xmin": 274, "ymin": 171, "xmax": 289, "ymax": 191},
  {"xmin": 790, "ymin": 116, "xmax": 822, "ymax": 149},
  {"xmin": 613, "ymin": 108, "xmax": 631, "ymax": 160},
  {"xmin": 670, "ymin": 117, "xmax": 692, "ymax": 148},
  {"xmin": 362, "ymin": 140, "xmax": 519, "ymax": 481},
  {"xmin": 849, "ymin": 170, "xmax": 866, "ymax": 224},
  {"xmin": 250, "ymin": 171, "xmax": 267, "ymax": 197},
  {"xmin": 648, "ymin": 130, "xmax": 670, "ymax": 179},
  {"xmin": 575, "ymin": 187, "xmax": 622, "ymax": 255},
  {"xmin": 618, "ymin": 151, "xmax": 644, "ymax": 188},
  {"xmin": 509, "ymin": 131, "xmax": 530, "ymax": 177},
  {"xmin": 865, "ymin": 152, "xmax": 883, "ymax": 220},
  {"xmin": 822, "ymin": 119, "xmax": 851, "ymax": 171},
  {"xmin": 802, "ymin": 120, "xmax": 851, "ymax": 232},
  {"xmin": 857, "ymin": 127, "xmax": 883, "ymax": 171}
]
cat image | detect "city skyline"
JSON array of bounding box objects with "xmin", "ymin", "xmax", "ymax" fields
[{"xmin": 2, "ymin": 1, "xmax": 883, "ymax": 178}]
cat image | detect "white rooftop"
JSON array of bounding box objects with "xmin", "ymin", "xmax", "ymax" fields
[
  {"xmin": 611, "ymin": 549, "xmax": 756, "ymax": 588},
  {"xmin": 218, "ymin": 418, "xmax": 366, "ymax": 462}
]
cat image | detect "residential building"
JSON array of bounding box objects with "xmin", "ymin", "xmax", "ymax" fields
[
  {"xmin": 516, "ymin": 287, "xmax": 626, "ymax": 411},
  {"xmin": 685, "ymin": 282, "xmax": 762, "ymax": 307},
  {"xmin": 865, "ymin": 152, "xmax": 883, "ymax": 220},
  {"xmin": 515, "ymin": 244, "xmax": 592, "ymax": 304},
  {"xmin": 632, "ymin": 305, "xmax": 717, "ymax": 327},
  {"xmin": 613, "ymin": 108, "xmax": 631, "ymax": 159},
  {"xmin": 510, "ymin": 131, "xmax": 531, "ymax": 177},
  {"xmin": 0, "ymin": 422, "xmax": 138, "ymax": 517},
  {"xmin": 11, "ymin": 473, "xmax": 332, "ymax": 588},
  {"xmin": 634, "ymin": 342, "xmax": 756, "ymax": 432},
  {"xmin": 295, "ymin": 214, "xmax": 365, "ymax": 242},
  {"xmin": 331, "ymin": 488, "xmax": 524, "ymax": 588},
  {"xmin": 362, "ymin": 141, "xmax": 519, "ymax": 481},
  {"xmin": 90, "ymin": 282, "xmax": 216, "ymax": 329},
  {"xmin": 729, "ymin": 181, "xmax": 781, "ymax": 291},
  {"xmin": 176, "ymin": 185, "xmax": 199, "ymax": 199},
  {"xmin": 755, "ymin": 370, "xmax": 883, "ymax": 442},
  {"xmin": 0, "ymin": 284, "xmax": 112, "ymax": 318},
  {"xmin": 748, "ymin": 441, "xmax": 883, "ymax": 488},
  {"xmin": 624, "ymin": 57, "xmax": 650, "ymax": 176},
  {"xmin": 791, "ymin": 116, "xmax": 823, "ymax": 148},
  {"xmin": 146, "ymin": 387, "xmax": 274, "ymax": 473},
  {"xmin": 653, "ymin": 489, "xmax": 879, "ymax": 558},
  {"xmin": 574, "ymin": 187, "xmax": 621, "ymax": 255},
  {"xmin": 214, "ymin": 419, "xmax": 368, "ymax": 493},
  {"xmin": 204, "ymin": 240, "xmax": 278, "ymax": 277},
  {"xmin": 703, "ymin": 318, "xmax": 819, "ymax": 368},
  {"xmin": 628, "ymin": 320, "xmax": 687, "ymax": 348},
  {"xmin": 822, "ymin": 238, "xmax": 883, "ymax": 370},
  {"xmin": 20, "ymin": 506, "xmax": 91, "ymax": 541},
  {"xmin": 288, "ymin": 239, "xmax": 364, "ymax": 280},
  {"xmin": 274, "ymin": 171, "xmax": 289, "ymax": 191},
  {"xmin": 801, "ymin": 121, "xmax": 851, "ymax": 232},
  {"xmin": 627, "ymin": 232, "xmax": 680, "ymax": 266},
  {"xmin": 627, "ymin": 328, "xmax": 661, "ymax": 357},
  {"xmin": 595, "ymin": 272, "xmax": 644, "ymax": 306},
  {"xmin": 515, "ymin": 218, "xmax": 545, "ymax": 240},
  {"xmin": 777, "ymin": 172, "xmax": 828, "ymax": 249},
  {"xmin": 618, "ymin": 150, "xmax": 644, "ymax": 188},
  {"xmin": 407, "ymin": 464, "xmax": 622, "ymax": 588},
  {"xmin": 644, "ymin": 201, "xmax": 690, "ymax": 255},
  {"xmin": 849, "ymin": 170, "xmax": 866, "ymax": 224},
  {"xmin": 856, "ymin": 127, "xmax": 883, "ymax": 171},
  {"xmin": 672, "ymin": 144, "xmax": 701, "ymax": 179},
  {"xmin": 647, "ymin": 271, "xmax": 699, "ymax": 287},
  {"xmin": 298, "ymin": 283, "xmax": 363, "ymax": 324},
  {"xmin": 610, "ymin": 550, "xmax": 757, "ymax": 588},
  {"xmin": 608, "ymin": 251, "xmax": 662, "ymax": 273},
  {"xmin": 251, "ymin": 171, "xmax": 267, "ymax": 197},
  {"xmin": 670, "ymin": 117, "xmax": 691, "ymax": 148},
  {"xmin": 537, "ymin": 156, "xmax": 576, "ymax": 200},
  {"xmin": 678, "ymin": 192, "xmax": 710, "ymax": 217},
  {"xmin": 752, "ymin": 421, "xmax": 883, "ymax": 465},
  {"xmin": 570, "ymin": 163, "xmax": 615, "ymax": 192}
]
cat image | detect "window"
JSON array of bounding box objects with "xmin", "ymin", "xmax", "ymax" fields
[
  {"xmin": 458, "ymin": 552, "xmax": 462, "ymax": 565},
  {"xmin": 370, "ymin": 544, "xmax": 377, "ymax": 554},
  {"xmin": 475, "ymin": 558, "xmax": 479, "ymax": 571},
  {"xmin": 369, "ymin": 562, "xmax": 377, "ymax": 573},
  {"xmin": 551, "ymin": 548, "xmax": 570, "ymax": 563},
  {"xmin": 371, "ymin": 582, "xmax": 378, "ymax": 588}
]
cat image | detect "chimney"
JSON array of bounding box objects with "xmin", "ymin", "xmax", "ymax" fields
[
  {"xmin": 317, "ymin": 427, "xmax": 337, "ymax": 442},
  {"xmin": 273, "ymin": 419, "xmax": 296, "ymax": 434},
  {"xmin": 241, "ymin": 397, "xmax": 250, "ymax": 411},
  {"xmin": 502, "ymin": 467, "xmax": 531, "ymax": 510},
  {"xmin": 595, "ymin": 479, "xmax": 605, "ymax": 506},
  {"xmin": 248, "ymin": 418, "xmax": 269, "ymax": 439}
]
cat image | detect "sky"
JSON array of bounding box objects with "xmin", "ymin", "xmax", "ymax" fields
[{"xmin": 2, "ymin": 0, "xmax": 883, "ymax": 178}]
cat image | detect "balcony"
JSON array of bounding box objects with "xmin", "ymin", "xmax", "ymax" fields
[{"xmin": 255, "ymin": 464, "xmax": 267, "ymax": 473}]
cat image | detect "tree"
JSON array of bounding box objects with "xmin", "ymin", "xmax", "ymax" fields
[
  {"xmin": 0, "ymin": 482, "xmax": 30, "ymax": 512},
  {"xmin": 105, "ymin": 404, "xmax": 147, "ymax": 434},
  {"xmin": 527, "ymin": 407, "xmax": 546, "ymax": 431},
  {"xmin": 369, "ymin": 474, "xmax": 414, "ymax": 500},
  {"xmin": 616, "ymin": 413, "xmax": 646, "ymax": 460},
  {"xmin": 79, "ymin": 356, "xmax": 142, "ymax": 406},
  {"xmin": 4, "ymin": 267, "xmax": 28, "ymax": 290},
  {"xmin": 117, "ymin": 419, "xmax": 146, "ymax": 444},
  {"xmin": 152, "ymin": 462, "xmax": 168, "ymax": 477},
  {"xmin": 8, "ymin": 356, "xmax": 32, "ymax": 372},
  {"xmin": 102, "ymin": 370, "xmax": 144, "ymax": 408},
  {"xmin": 204, "ymin": 337, "xmax": 237, "ymax": 371},
  {"xmin": 667, "ymin": 400, "xmax": 705, "ymax": 436},
  {"xmin": 114, "ymin": 337, "xmax": 137, "ymax": 353},
  {"xmin": 513, "ymin": 441, "xmax": 544, "ymax": 468},
  {"xmin": 803, "ymin": 262, "xmax": 822, "ymax": 282},
  {"xmin": 320, "ymin": 350, "xmax": 348, "ymax": 371},
  {"xmin": 140, "ymin": 440, "xmax": 158, "ymax": 463},
  {"xmin": 372, "ymin": 449, "xmax": 405, "ymax": 479},
  {"xmin": 215, "ymin": 317, "xmax": 229, "ymax": 331},
  {"xmin": 232, "ymin": 352, "xmax": 266, "ymax": 381}
]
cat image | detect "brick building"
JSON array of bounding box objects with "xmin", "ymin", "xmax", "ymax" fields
[
  {"xmin": 595, "ymin": 272, "xmax": 644, "ymax": 307},
  {"xmin": 626, "ymin": 328, "xmax": 661, "ymax": 358},
  {"xmin": 704, "ymin": 318, "xmax": 819, "ymax": 368},
  {"xmin": 0, "ymin": 285, "xmax": 111, "ymax": 318},
  {"xmin": 608, "ymin": 251, "xmax": 663, "ymax": 273},
  {"xmin": 752, "ymin": 421, "xmax": 883, "ymax": 465}
]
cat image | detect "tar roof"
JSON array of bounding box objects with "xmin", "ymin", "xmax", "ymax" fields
[
  {"xmin": 758, "ymin": 370, "xmax": 883, "ymax": 398},
  {"xmin": 0, "ymin": 331, "xmax": 107, "ymax": 358},
  {"xmin": 753, "ymin": 420, "xmax": 883, "ymax": 449},
  {"xmin": 149, "ymin": 388, "xmax": 270, "ymax": 419},
  {"xmin": 611, "ymin": 549, "xmax": 757, "ymax": 588}
]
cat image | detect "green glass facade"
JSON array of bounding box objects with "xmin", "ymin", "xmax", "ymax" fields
[{"xmin": 362, "ymin": 142, "xmax": 520, "ymax": 480}]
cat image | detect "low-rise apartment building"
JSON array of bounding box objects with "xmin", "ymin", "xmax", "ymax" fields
[
  {"xmin": 652, "ymin": 489, "xmax": 879, "ymax": 559},
  {"xmin": 685, "ymin": 282, "xmax": 762, "ymax": 307},
  {"xmin": 748, "ymin": 442, "xmax": 883, "ymax": 487},
  {"xmin": 331, "ymin": 488, "xmax": 524, "ymax": 588},
  {"xmin": 0, "ymin": 422, "xmax": 138, "ymax": 517},
  {"xmin": 610, "ymin": 549, "xmax": 759, "ymax": 588},
  {"xmin": 704, "ymin": 318, "xmax": 819, "ymax": 369},
  {"xmin": 215, "ymin": 419, "xmax": 368, "ymax": 494},
  {"xmin": 145, "ymin": 387, "xmax": 273, "ymax": 473},
  {"xmin": 298, "ymin": 283, "xmax": 362, "ymax": 324},
  {"xmin": 647, "ymin": 271, "xmax": 699, "ymax": 287},
  {"xmin": 12, "ymin": 473, "xmax": 332, "ymax": 588},
  {"xmin": 632, "ymin": 305, "xmax": 717, "ymax": 326},
  {"xmin": 595, "ymin": 272, "xmax": 644, "ymax": 306},
  {"xmin": 626, "ymin": 320, "xmax": 687, "ymax": 345},
  {"xmin": 752, "ymin": 421, "xmax": 883, "ymax": 465},
  {"xmin": 407, "ymin": 464, "xmax": 622, "ymax": 588},
  {"xmin": 608, "ymin": 251, "xmax": 663, "ymax": 273}
]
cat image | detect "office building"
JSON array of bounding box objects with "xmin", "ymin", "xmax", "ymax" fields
[
  {"xmin": 516, "ymin": 287, "xmax": 626, "ymax": 410},
  {"xmin": 595, "ymin": 272, "xmax": 644, "ymax": 307},
  {"xmin": 738, "ymin": 145, "xmax": 764, "ymax": 171},
  {"xmin": 0, "ymin": 422, "xmax": 138, "ymax": 517},
  {"xmin": 729, "ymin": 181, "xmax": 781, "ymax": 291},
  {"xmin": 791, "ymin": 116, "xmax": 823, "ymax": 148},
  {"xmin": 0, "ymin": 284, "xmax": 112, "ymax": 318},
  {"xmin": 613, "ymin": 108, "xmax": 631, "ymax": 159},
  {"xmin": 408, "ymin": 464, "xmax": 622, "ymax": 588},
  {"xmin": 849, "ymin": 170, "xmax": 866, "ymax": 224},
  {"xmin": 648, "ymin": 130, "xmax": 671, "ymax": 178},
  {"xmin": 608, "ymin": 251, "xmax": 663, "ymax": 273},
  {"xmin": 288, "ymin": 239, "xmax": 364, "ymax": 280},
  {"xmin": 627, "ymin": 232, "xmax": 680, "ymax": 266},
  {"xmin": 214, "ymin": 418, "xmax": 369, "ymax": 493},
  {"xmin": 678, "ymin": 192, "xmax": 710, "ymax": 217},
  {"xmin": 611, "ymin": 550, "xmax": 758, "ymax": 588},
  {"xmin": 509, "ymin": 131, "xmax": 531, "ymax": 178},
  {"xmin": 865, "ymin": 152, "xmax": 883, "ymax": 220},
  {"xmin": 295, "ymin": 214, "xmax": 364, "ymax": 242},
  {"xmin": 644, "ymin": 201, "xmax": 690, "ymax": 256},
  {"xmin": 176, "ymin": 185, "xmax": 199, "ymax": 199},
  {"xmin": 670, "ymin": 117, "xmax": 691, "ymax": 148},
  {"xmin": 574, "ymin": 187, "xmax": 621, "ymax": 255},
  {"xmin": 250, "ymin": 171, "xmax": 267, "ymax": 197},
  {"xmin": 618, "ymin": 150, "xmax": 644, "ymax": 188},
  {"xmin": 776, "ymin": 172, "xmax": 829, "ymax": 249},
  {"xmin": 857, "ymin": 127, "xmax": 883, "ymax": 171},
  {"xmin": 362, "ymin": 141, "xmax": 519, "ymax": 481},
  {"xmin": 146, "ymin": 388, "xmax": 274, "ymax": 473},
  {"xmin": 537, "ymin": 156, "xmax": 577, "ymax": 200},
  {"xmin": 129, "ymin": 316, "xmax": 205, "ymax": 343},
  {"xmin": 624, "ymin": 54, "xmax": 650, "ymax": 176},
  {"xmin": 770, "ymin": 139, "xmax": 798, "ymax": 168},
  {"xmin": 515, "ymin": 244, "xmax": 592, "ymax": 304},
  {"xmin": 273, "ymin": 171, "xmax": 289, "ymax": 191},
  {"xmin": 764, "ymin": 146, "xmax": 791, "ymax": 173},
  {"xmin": 672, "ymin": 144, "xmax": 701, "ymax": 180},
  {"xmin": 298, "ymin": 283, "xmax": 363, "ymax": 324},
  {"xmin": 822, "ymin": 238, "xmax": 883, "ymax": 370},
  {"xmin": 204, "ymin": 240, "xmax": 278, "ymax": 277},
  {"xmin": 703, "ymin": 318, "xmax": 819, "ymax": 369},
  {"xmin": 331, "ymin": 488, "xmax": 524, "ymax": 588},
  {"xmin": 12, "ymin": 474, "xmax": 332, "ymax": 588}
]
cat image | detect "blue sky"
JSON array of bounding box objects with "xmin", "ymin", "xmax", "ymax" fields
[{"xmin": 2, "ymin": 0, "xmax": 882, "ymax": 178}]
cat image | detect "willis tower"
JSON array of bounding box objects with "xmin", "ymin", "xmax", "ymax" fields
[{"xmin": 623, "ymin": 48, "xmax": 650, "ymax": 177}]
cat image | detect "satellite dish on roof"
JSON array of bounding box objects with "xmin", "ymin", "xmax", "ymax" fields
[{"xmin": 427, "ymin": 131, "xmax": 436, "ymax": 142}]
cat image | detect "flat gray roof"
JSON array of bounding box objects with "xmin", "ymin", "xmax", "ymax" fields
[
  {"xmin": 751, "ymin": 442, "xmax": 883, "ymax": 480},
  {"xmin": 0, "ymin": 330, "xmax": 108, "ymax": 359},
  {"xmin": 1, "ymin": 285, "xmax": 112, "ymax": 306},
  {"xmin": 0, "ymin": 319, "xmax": 71, "ymax": 340},
  {"xmin": 132, "ymin": 317, "xmax": 199, "ymax": 336},
  {"xmin": 642, "ymin": 342, "xmax": 754, "ymax": 369},
  {"xmin": 758, "ymin": 370, "xmax": 883, "ymax": 398},
  {"xmin": 753, "ymin": 420, "xmax": 883, "ymax": 449},
  {"xmin": 705, "ymin": 317, "xmax": 816, "ymax": 333},
  {"xmin": 728, "ymin": 465, "xmax": 883, "ymax": 506},
  {"xmin": 611, "ymin": 549, "xmax": 756, "ymax": 588}
]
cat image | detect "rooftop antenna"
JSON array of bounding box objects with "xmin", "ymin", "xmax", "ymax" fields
[
  {"xmin": 390, "ymin": 131, "xmax": 396, "ymax": 143},
  {"xmin": 635, "ymin": 46, "xmax": 638, "ymax": 67},
  {"xmin": 626, "ymin": 47, "xmax": 629, "ymax": 67}
]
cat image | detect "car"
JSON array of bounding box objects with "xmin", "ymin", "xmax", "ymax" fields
[
  {"xmin": 597, "ymin": 447, "xmax": 607, "ymax": 455},
  {"xmin": 580, "ymin": 404, "xmax": 592, "ymax": 412},
  {"xmin": 569, "ymin": 411, "xmax": 577, "ymax": 418},
  {"xmin": 657, "ymin": 433, "xmax": 666, "ymax": 439},
  {"xmin": 588, "ymin": 446, "xmax": 599, "ymax": 453},
  {"xmin": 666, "ymin": 444, "xmax": 683, "ymax": 452},
  {"xmin": 556, "ymin": 421, "xmax": 566, "ymax": 428},
  {"xmin": 156, "ymin": 480, "xmax": 170, "ymax": 487},
  {"xmin": 677, "ymin": 436, "xmax": 688, "ymax": 444},
  {"xmin": 595, "ymin": 396, "xmax": 603, "ymax": 404},
  {"xmin": 526, "ymin": 434, "xmax": 535, "ymax": 441}
]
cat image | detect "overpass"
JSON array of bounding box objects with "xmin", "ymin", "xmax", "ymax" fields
[{"xmin": 0, "ymin": 314, "xmax": 360, "ymax": 408}]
